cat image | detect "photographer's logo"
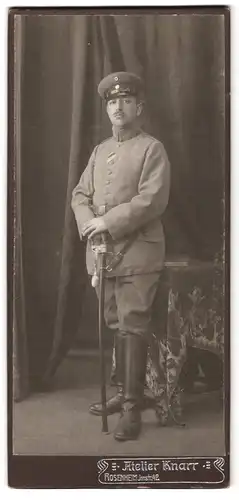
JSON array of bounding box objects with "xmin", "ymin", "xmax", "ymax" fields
[{"xmin": 97, "ymin": 457, "xmax": 226, "ymax": 486}]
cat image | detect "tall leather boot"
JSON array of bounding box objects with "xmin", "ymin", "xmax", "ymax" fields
[
  {"xmin": 89, "ymin": 332, "xmax": 124, "ymax": 416},
  {"xmin": 114, "ymin": 334, "xmax": 148, "ymax": 441}
]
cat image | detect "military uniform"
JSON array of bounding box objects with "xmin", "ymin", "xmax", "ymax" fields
[
  {"xmin": 72, "ymin": 128, "xmax": 170, "ymax": 277},
  {"xmin": 71, "ymin": 72, "xmax": 170, "ymax": 441}
]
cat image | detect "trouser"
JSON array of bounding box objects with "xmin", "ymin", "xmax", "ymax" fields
[
  {"xmin": 94, "ymin": 273, "xmax": 161, "ymax": 439},
  {"xmin": 95, "ymin": 273, "xmax": 161, "ymax": 339}
]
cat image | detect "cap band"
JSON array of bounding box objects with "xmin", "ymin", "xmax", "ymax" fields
[{"xmin": 105, "ymin": 84, "xmax": 137, "ymax": 101}]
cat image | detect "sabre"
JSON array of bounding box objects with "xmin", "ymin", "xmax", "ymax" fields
[{"xmin": 91, "ymin": 233, "xmax": 108, "ymax": 433}]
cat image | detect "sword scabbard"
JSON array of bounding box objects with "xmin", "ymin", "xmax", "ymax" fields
[{"xmin": 98, "ymin": 245, "xmax": 108, "ymax": 433}]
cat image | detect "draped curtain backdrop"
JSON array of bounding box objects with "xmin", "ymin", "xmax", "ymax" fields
[{"xmin": 12, "ymin": 13, "xmax": 225, "ymax": 400}]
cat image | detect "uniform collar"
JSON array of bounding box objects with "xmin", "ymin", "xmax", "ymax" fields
[{"xmin": 112, "ymin": 124, "xmax": 141, "ymax": 142}]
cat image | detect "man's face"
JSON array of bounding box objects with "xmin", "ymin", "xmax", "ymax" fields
[{"xmin": 106, "ymin": 95, "xmax": 142, "ymax": 127}]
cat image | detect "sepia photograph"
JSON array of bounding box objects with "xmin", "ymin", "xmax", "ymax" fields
[{"xmin": 8, "ymin": 7, "xmax": 229, "ymax": 488}]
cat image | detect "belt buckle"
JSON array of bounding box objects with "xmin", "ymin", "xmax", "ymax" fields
[{"xmin": 97, "ymin": 205, "xmax": 107, "ymax": 216}]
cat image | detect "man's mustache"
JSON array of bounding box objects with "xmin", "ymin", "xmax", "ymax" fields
[{"xmin": 114, "ymin": 112, "xmax": 124, "ymax": 117}]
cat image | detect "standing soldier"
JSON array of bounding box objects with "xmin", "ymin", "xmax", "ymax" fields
[{"xmin": 71, "ymin": 72, "xmax": 170, "ymax": 441}]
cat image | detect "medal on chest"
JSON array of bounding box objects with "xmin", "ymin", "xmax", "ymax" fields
[{"xmin": 107, "ymin": 152, "xmax": 117, "ymax": 165}]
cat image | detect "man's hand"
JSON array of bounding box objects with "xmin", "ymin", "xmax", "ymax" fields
[{"xmin": 82, "ymin": 217, "xmax": 108, "ymax": 239}]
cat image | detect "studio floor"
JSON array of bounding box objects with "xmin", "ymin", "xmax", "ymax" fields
[{"xmin": 13, "ymin": 351, "xmax": 226, "ymax": 457}]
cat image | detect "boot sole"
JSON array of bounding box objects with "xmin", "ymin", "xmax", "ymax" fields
[
  {"xmin": 89, "ymin": 397, "xmax": 154, "ymax": 417},
  {"xmin": 89, "ymin": 407, "xmax": 121, "ymax": 416},
  {"xmin": 114, "ymin": 433, "xmax": 140, "ymax": 441}
]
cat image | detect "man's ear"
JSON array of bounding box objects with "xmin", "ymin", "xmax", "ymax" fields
[
  {"xmin": 136, "ymin": 101, "xmax": 144, "ymax": 117},
  {"xmin": 106, "ymin": 101, "xmax": 111, "ymax": 117}
]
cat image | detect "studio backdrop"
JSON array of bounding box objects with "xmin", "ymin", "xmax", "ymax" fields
[{"xmin": 11, "ymin": 13, "xmax": 226, "ymax": 400}]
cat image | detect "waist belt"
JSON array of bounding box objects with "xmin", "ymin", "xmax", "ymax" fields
[{"xmin": 92, "ymin": 203, "xmax": 121, "ymax": 217}]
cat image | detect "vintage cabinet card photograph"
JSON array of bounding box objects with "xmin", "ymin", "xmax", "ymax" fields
[{"xmin": 8, "ymin": 6, "xmax": 230, "ymax": 488}]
